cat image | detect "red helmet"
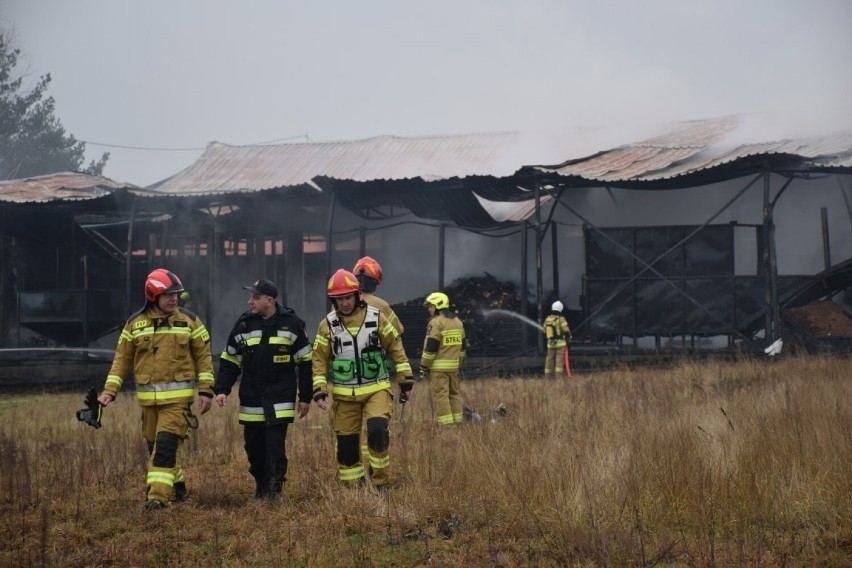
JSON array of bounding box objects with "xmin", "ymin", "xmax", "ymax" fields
[
  {"xmin": 327, "ymin": 269, "xmax": 361, "ymax": 299},
  {"xmin": 145, "ymin": 269, "xmax": 184, "ymax": 302},
  {"xmin": 352, "ymin": 256, "xmax": 383, "ymax": 285}
]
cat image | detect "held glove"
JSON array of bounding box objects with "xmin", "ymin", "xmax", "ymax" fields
[
  {"xmin": 75, "ymin": 387, "xmax": 103, "ymax": 429},
  {"xmin": 313, "ymin": 393, "xmax": 328, "ymax": 403},
  {"xmin": 399, "ymin": 381, "xmax": 413, "ymax": 404}
]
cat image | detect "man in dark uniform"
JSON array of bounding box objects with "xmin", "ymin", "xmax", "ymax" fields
[{"xmin": 214, "ymin": 279, "xmax": 313, "ymax": 502}]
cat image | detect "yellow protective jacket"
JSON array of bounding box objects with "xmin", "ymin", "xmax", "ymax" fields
[
  {"xmin": 420, "ymin": 310, "xmax": 466, "ymax": 372},
  {"xmin": 543, "ymin": 313, "xmax": 571, "ymax": 349},
  {"xmin": 362, "ymin": 292, "xmax": 404, "ymax": 335},
  {"xmin": 312, "ymin": 302, "xmax": 412, "ymax": 401},
  {"xmin": 103, "ymin": 305, "xmax": 215, "ymax": 406}
]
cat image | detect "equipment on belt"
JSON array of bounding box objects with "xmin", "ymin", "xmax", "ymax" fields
[{"xmin": 75, "ymin": 386, "xmax": 103, "ymax": 429}]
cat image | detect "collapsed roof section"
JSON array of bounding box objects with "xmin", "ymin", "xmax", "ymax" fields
[
  {"xmin": 2, "ymin": 114, "xmax": 851, "ymax": 228},
  {"xmin": 531, "ymin": 114, "xmax": 852, "ymax": 189}
]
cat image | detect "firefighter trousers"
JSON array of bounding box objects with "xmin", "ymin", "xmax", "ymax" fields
[
  {"xmin": 332, "ymin": 389, "xmax": 392, "ymax": 486},
  {"xmin": 430, "ymin": 371, "xmax": 463, "ymax": 425},
  {"xmin": 544, "ymin": 347, "xmax": 565, "ymax": 377},
  {"xmin": 141, "ymin": 402, "xmax": 193, "ymax": 504}
]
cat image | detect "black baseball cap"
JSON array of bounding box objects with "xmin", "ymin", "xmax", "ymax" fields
[{"xmin": 243, "ymin": 279, "xmax": 278, "ymax": 299}]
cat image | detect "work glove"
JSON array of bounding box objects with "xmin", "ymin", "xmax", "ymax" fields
[
  {"xmin": 75, "ymin": 387, "xmax": 103, "ymax": 429},
  {"xmin": 419, "ymin": 367, "xmax": 428, "ymax": 381},
  {"xmin": 399, "ymin": 381, "xmax": 413, "ymax": 404}
]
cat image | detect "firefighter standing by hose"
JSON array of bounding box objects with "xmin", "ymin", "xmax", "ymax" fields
[
  {"xmin": 311, "ymin": 269, "xmax": 414, "ymax": 491},
  {"xmin": 543, "ymin": 300, "xmax": 572, "ymax": 378},
  {"xmin": 214, "ymin": 279, "xmax": 313, "ymax": 502},
  {"xmin": 420, "ymin": 292, "xmax": 467, "ymax": 426},
  {"xmin": 98, "ymin": 269, "xmax": 214, "ymax": 510}
]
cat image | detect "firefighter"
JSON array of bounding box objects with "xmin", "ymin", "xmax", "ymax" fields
[
  {"xmin": 543, "ymin": 300, "xmax": 572, "ymax": 378},
  {"xmin": 214, "ymin": 279, "xmax": 313, "ymax": 502},
  {"xmin": 98, "ymin": 268, "xmax": 214, "ymax": 510},
  {"xmin": 420, "ymin": 292, "xmax": 466, "ymax": 426},
  {"xmin": 353, "ymin": 256, "xmax": 404, "ymax": 335},
  {"xmin": 352, "ymin": 256, "xmax": 403, "ymax": 459},
  {"xmin": 311, "ymin": 269, "xmax": 413, "ymax": 491}
]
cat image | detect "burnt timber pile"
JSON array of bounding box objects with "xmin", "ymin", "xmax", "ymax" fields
[
  {"xmin": 393, "ymin": 274, "xmax": 534, "ymax": 365},
  {"xmin": 782, "ymin": 301, "xmax": 852, "ymax": 353}
]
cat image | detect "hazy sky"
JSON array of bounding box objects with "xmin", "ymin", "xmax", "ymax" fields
[{"xmin": 3, "ymin": 0, "xmax": 851, "ymax": 187}]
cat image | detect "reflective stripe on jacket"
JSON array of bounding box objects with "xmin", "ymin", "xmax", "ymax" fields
[
  {"xmin": 312, "ymin": 303, "xmax": 412, "ymax": 401},
  {"xmin": 103, "ymin": 306, "xmax": 214, "ymax": 406},
  {"xmin": 421, "ymin": 311, "xmax": 466, "ymax": 372},
  {"xmin": 215, "ymin": 304, "xmax": 313, "ymax": 425}
]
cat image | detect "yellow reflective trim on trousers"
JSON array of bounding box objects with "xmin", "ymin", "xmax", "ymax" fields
[
  {"xmin": 369, "ymin": 454, "xmax": 390, "ymax": 469},
  {"xmin": 136, "ymin": 388, "xmax": 195, "ymax": 401},
  {"xmin": 174, "ymin": 468, "xmax": 185, "ymax": 483},
  {"xmin": 437, "ymin": 414, "xmax": 455, "ymax": 425},
  {"xmin": 338, "ymin": 465, "xmax": 365, "ymax": 481},
  {"xmin": 331, "ymin": 380, "xmax": 390, "ymax": 397},
  {"xmin": 452, "ymin": 413, "xmax": 464, "ymax": 423},
  {"xmin": 147, "ymin": 471, "xmax": 175, "ymax": 486},
  {"xmin": 432, "ymin": 360, "xmax": 460, "ymax": 371}
]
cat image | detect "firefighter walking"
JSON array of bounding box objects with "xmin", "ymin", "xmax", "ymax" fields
[
  {"xmin": 420, "ymin": 292, "xmax": 466, "ymax": 426},
  {"xmin": 311, "ymin": 269, "xmax": 414, "ymax": 491},
  {"xmin": 543, "ymin": 300, "xmax": 572, "ymax": 378},
  {"xmin": 214, "ymin": 279, "xmax": 313, "ymax": 502},
  {"xmin": 352, "ymin": 255, "xmax": 404, "ymax": 460},
  {"xmin": 98, "ymin": 268, "xmax": 214, "ymax": 510}
]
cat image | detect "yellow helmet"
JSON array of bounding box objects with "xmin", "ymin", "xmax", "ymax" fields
[{"xmin": 424, "ymin": 292, "xmax": 450, "ymax": 310}]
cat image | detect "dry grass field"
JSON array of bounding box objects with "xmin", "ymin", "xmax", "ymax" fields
[{"xmin": 0, "ymin": 355, "xmax": 850, "ymax": 567}]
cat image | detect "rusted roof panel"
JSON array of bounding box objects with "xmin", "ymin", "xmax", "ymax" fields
[
  {"xmin": 0, "ymin": 172, "xmax": 139, "ymax": 204},
  {"xmin": 150, "ymin": 132, "xmax": 524, "ymax": 196},
  {"xmin": 536, "ymin": 115, "xmax": 852, "ymax": 183}
]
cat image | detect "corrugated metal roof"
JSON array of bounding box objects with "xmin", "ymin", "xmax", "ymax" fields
[
  {"xmin": 150, "ymin": 132, "xmax": 524, "ymax": 196},
  {"xmin": 535, "ymin": 115, "xmax": 852, "ymax": 183},
  {"xmin": 0, "ymin": 172, "xmax": 139, "ymax": 204}
]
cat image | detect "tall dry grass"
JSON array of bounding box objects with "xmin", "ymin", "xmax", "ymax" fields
[{"xmin": 0, "ymin": 355, "xmax": 850, "ymax": 567}]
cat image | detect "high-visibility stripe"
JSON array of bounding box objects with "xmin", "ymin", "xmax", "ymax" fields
[
  {"xmin": 137, "ymin": 380, "xmax": 195, "ymax": 392},
  {"xmin": 245, "ymin": 337, "xmax": 261, "ymax": 346},
  {"xmin": 369, "ymin": 454, "xmax": 390, "ymax": 469},
  {"xmin": 105, "ymin": 375, "xmax": 123, "ymax": 388},
  {"xmin": 314, "ymin": 335, "xmax": 329, "ymax": 348},
  {"xmin": 147, "ymin": 471, "xmax": 175, "ymax": 486},
  {"xmin": 432, "ymin": 360, "xmax": 460, "ymax": 371},
  {"xmin": 395, "ymin": 362, "xmax": 412, "ymax": 374},
  {"xmin": 331, "ymin": 380, "xmax": 391, "ymax": 397},
  {"xmin": 198, "ymin": 371, "xmax": 213, "ymax": 382},
  {"xmin": 220, "ymin": 352, "xmax": 240, "ymax": 366},
  {"xmin": 452, "ymin": 413, "xmax": 464, "ymax": 423},
  {"xmin": 338, "ymin": 464, "xmax": 365, "ymax": 481},
  {"xmin": 437, "ymin": 414, "xmax": 455, "ymax": 425},
  {"xmin": 137, "ymin": 389, "xmax": 195, "ymax": 401},
  {"xmin": 269, "ymin": 336, "xmax": 294, "ymax": 345},
  {"xmin": 190, "ymin": 326, "xmax": 209, "ymax": 340},
  {"xmin": 293, "ymin": 345, "xmax": 312, "ymax": 361},
  {"xmin": 312, "ymin": 376, "xmax": 328, "ymax": 388},
  {"xmin": 131, "ymin": 328, "xmax": 192, "ymax": 339}
]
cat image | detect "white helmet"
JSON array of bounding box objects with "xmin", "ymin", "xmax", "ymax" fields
[{"xmin": 551, "ymin": 300, "xmax": 563, "ymax": 312}]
